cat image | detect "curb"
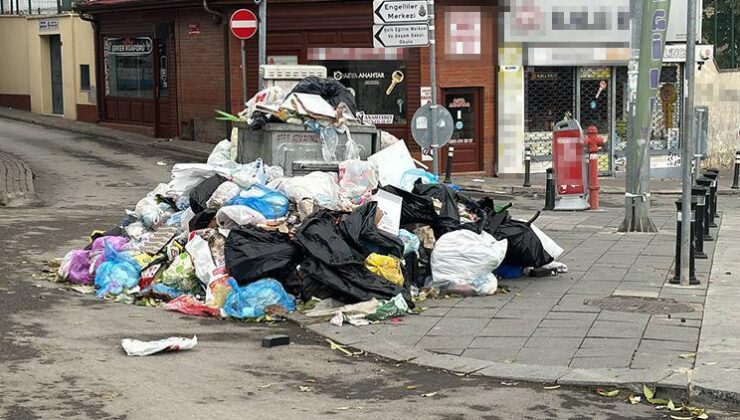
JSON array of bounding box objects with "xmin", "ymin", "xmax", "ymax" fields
[
  {"xmin": 0, "ymin": 110, "xmax": 210, "ymax": 162},
  {"xmin": 458, "ymin": 184, "xmax": 740, "ymax": 197}
]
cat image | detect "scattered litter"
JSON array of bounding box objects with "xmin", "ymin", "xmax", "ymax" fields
[
  {"xmin": 679, "ymin": 353, "xmax": 696, "ymax": 359},
  {"xmin": 471, "ymin": 179, "xmax": 485, "ymax": 183},
  {"xmin": 596, "ymin": 388, "xmax": 620, "ymax": 397},
  {"xmin": 157, "ymin": 161, "xmax": 168, "ymax": 166},
  {"xmin": 326, "ymin": 338, "xmax": 355, "ymax": 356},
  {"xmin": 628, "ymin": 395, "xmax": 642, "ymax": 404},
  {"xmin": 405, "ymin": 385, "xmax": 417, "ymax": 390},
  {"xmin": 262, "ymin": 334, "xmax": 290, "ymax": 348},
  {"xmin": 257, "ymin": 383, "xmax": 275, "ymax": 389},
  {"xmin": 542, "ymin": 385, "xmax": 560, "ymax": 390},
  {"xmin": 299, "ymin": 385, "xmax": 313, "ymax": 392},
  {"xmin": 67, "ymin": 285, "xmax": 95, "ymax": 294},
  {"xmin": 121, "ymin": 335, "xmax": 198, "ymax": 356},
  {"xmin": 702, "ymin": 361, "xmax": 718, "ymax": 366},
  {"xmin": 421, "ymin": 392, "xmax": 438, "ymax": 397},
  {"xmin": 501, "ymin": 381, "xmax": 519, "ymax": 386}
]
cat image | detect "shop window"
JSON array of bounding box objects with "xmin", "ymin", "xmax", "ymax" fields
[
  {"xmin": 445, "ymin": 8, "xmax": 482, "ymax": 57},
  {"xmin": 104, "ymin": 37, "xmax": 154, "ymax": 99},
  {"xmin": 524, "ymin": 67, "xmax": 575, "ymax": 134},
  {"xmin": 80, "ymin": 64, "xmax": 90, "ymax": 91},
  {"xmin": 308, "ymin": 48, "xmax": 407, "ymax": 125}
]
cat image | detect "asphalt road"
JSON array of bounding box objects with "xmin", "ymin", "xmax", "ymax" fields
[{"xmin": 0, "ymin": 117, "xmax": 727, "ymax": 419}]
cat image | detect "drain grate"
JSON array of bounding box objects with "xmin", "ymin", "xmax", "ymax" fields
[{"xmin": 584, "ymin": 296, "xmax": 697, "ymax": 315}]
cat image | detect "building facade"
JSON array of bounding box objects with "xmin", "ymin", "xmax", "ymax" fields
[
  {"xmin": 497, "ymin": 0, "xmax": 708, "ymax": 178},
  {"xmin": 0, "ymin": 13, "xmax": 97, "ymax": 121},
  {"xmin": 78, "ymin": 0, "xmax": 499, "ymax": 175}
]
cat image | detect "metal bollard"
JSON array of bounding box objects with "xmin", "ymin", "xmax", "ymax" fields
[
  {"xmin": 523, "ymin": 147, "xmax": 532, "ymax": 187},
  {"xmin": 544, "ymin": 168, "xmax": 555, "ymax": 210},
  {"xmin": 444, "ymin": 147, "xmax": 454, "ymax": 184},
  {"xmin": 692, "ymin": 186, "xmax": 708, "ymax": 259},
  {"xmin": 671, "ymin": 199, "xmax": 698, "ymax": 285},
  {"xmin": 696, "ymin": 177, "xmax": 714, "ymax": 241},
  {"xmin": 702, "ymin": 171, "xmax": 719, "ymax": 228},
  {"xmin": 732, "ymin": 151, "xmax": 740, "ymax": 190}
]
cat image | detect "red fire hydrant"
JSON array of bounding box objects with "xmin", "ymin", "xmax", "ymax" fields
[{"xmin": 585, "ymin": 126, "xmax": 605, "ymax": 210}]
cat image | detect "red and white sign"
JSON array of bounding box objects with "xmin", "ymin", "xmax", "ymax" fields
[{"xmin": 230, "ymin": 9, "xmax": 258, "ymax": 40}]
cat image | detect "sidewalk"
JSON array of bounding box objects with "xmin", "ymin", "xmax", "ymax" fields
[
  {"xmin": 298, "ymin": 197, "xmax": 740, "ymax": 408},
  {"xmin": 0, "ymin": 107, "xmax": 213, "ymax": 161}
]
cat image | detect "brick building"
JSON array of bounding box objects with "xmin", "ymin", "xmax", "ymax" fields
[{"xmin": 77, "ymin": 0, "xmax": 499, "ymax": 175}]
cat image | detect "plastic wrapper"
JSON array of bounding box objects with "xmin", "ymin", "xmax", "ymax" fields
[
  {"xmin": 364, "ymin": 253, "xmax": 404, "ymax": 287},
  {"xmin": 207, "ymin": 139, "xmax": 232, "ymax": 166},
  {"xmin": 206, "ymin": 181, "xmax": 241, "ymax": 210},
  {"xmin": 57, "ymin": 250, "xmax": 74, "ymax": 280},
  {"xmin": 185, "ymin": 235, "xmax": 218, "ymax": 286},
  {"xmin": 366, "ymin": 294, "xmax": 408, "ymax": 321},
  {"xmin": 342, "ymin": 127, "xmax": 363, "ymax": 160},
  {"xmin": 231, "ymin": 158, "xmax": 268, "ymax": 187},
  {"xmin": 338, "ymin": 160, "xmax": 379, "ymax": 200},
  {"xmin": 95, "ymin": 243, "xmax": 142, "ymax": 297},
  {"xmin": 216, "ymin": 205, "xmax": 267, "ymax": 229},
  {"xmin": 121, "ymin": 335, "xmax": 198, "ymax": 357},
  {"xmin": 430, "ymin": 230, "xmax": 507, "ymax": 296},
  {"xmin": 269, "ymin": 171, "xmax": 339, "ymax": 208},
  {"xmin": 398, "ymin": 229, "xmax": 421, "ymax": 256},
  {"xmin": 222, "ymin": 278, "xmax": 296, "ymax": 319},
  {"xmin": 229, "ymin": 184, "xmax": 289, "ymax": 220},
  {"xmin": 399, "ymin": 169, "xmax": 439, "ymax": 192},
  {"xmin": 164, "ymin": 295, "xmax": 221, "ymax": 318},
  {"xmin": 158, "ymin": 252, "xmax": 200, "ymax": 293},
  {"xmin": 320, "ymin": 126, "xmax": 339, "ymax": 161},
  {"xmin": 134, "ymin": 196, "xmax": 165, "ymax": 229},
  {"xmin": 205, "ymin": 275, "xmax": 232, "ymax": 308}
]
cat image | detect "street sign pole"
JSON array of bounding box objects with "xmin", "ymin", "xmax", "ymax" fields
[
  {"xmin": 230, "ymin": 9, "xmax": 259, "ymax": 106},
  {"xmin": 680, "ymin": 0, "xmax": 697, "ymax": 286},
  {"xmin": 428, "ymin": 0, "xmax": 439, "ymax": 176},
  {"xmin": 241, "ymin": 39, "xmax": 248, "ymax": 105},
  {"xmin": 257, "ymin": 0, "xmax": 267, "ymax": 91}
]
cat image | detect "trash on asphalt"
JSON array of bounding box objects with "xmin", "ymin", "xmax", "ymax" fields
[
  {"xmin": 55, "ymin": 76, "xmax": 567, "ymax": 329},
  {"xmin": 121, "ymin": 335, "xmax": 198, "ymax": 356}
]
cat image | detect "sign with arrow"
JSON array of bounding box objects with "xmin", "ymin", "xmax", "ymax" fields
[
  {"xmin": 373, "ymin": 0, "xmax": 429, "ymax": 24},
  {"xmin": 373, "ymin": 24, "xmax": 429, "ymax": 48}
]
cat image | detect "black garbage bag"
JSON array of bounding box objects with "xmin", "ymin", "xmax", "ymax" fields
[
  {"xmin": 295, "ymin": 203, "xmax": 411, "ymax": 305},
  {"xmin": 382, "ymin": 183, "xmax": 460, "ymax": 238},
  {"xmin": 492, "ymin": 211, "xmax": 553, "ymax": 268},
  {"xmin": 225, "ymin": 225, "xmax": 303, "ymax": 286},
  {"xmin": 188, "ymin": 209, "xmax": 218, "ymax": 232},
  {"xmin": 289, "ymin": 76, "xmax": 358, "ymax": 115},
  {"xmin": 189, "ymin": 174, "xmax": 228, "ymax": 214},
  {"xmin": 412, "ymin": 182, "xmax": 461, "ymax": 235}
]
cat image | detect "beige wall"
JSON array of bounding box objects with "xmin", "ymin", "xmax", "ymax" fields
[
  {"xmin": 695, "ymin": 60, "xmax": 740, "ymax": 169},
  {"xmin": 0, "ymin": 14, "xmax": 95, "ymax": 120},
  {"xmin": 0, "ymin": 17, "xmax": 31, "ymax": 95}
]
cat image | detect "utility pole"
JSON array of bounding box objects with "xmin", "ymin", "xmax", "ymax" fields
[
  {"xmin": 620, "ymin": 0, "xmax": 671, "ymax": 233},
  {"xmin": 428, "ymin": 0, "xmax": 439, "ymax": 176},
  {"xmin": 257, "ymin": 0, "xmax": 267, "ymax": 91},
  {"xmin": 680, "ymin": 0, "xmax": 697, "ymax": 286}
]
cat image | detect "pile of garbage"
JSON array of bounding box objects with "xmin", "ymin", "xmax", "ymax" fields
[{"xmin": 55, "ymin": 79, "xmax": 566, "ymax": 324}]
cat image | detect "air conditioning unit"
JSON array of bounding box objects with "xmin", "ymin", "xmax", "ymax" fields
[{"xmin": 259, "ymin": 65, "xmax": 327, "ymax": 92}]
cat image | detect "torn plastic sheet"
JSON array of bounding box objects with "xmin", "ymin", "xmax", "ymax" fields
[{"xmin": 121, "ymin": 335, "xmax": 198, "ymax": 356}]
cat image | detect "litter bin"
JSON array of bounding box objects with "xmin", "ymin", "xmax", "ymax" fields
[{"xmin": 236, "ymin": 123, "xmax": 379, "ymax": 176}]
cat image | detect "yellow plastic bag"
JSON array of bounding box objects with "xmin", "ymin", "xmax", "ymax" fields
[{"xmin": 365, "ymin": 253, "xmax": 404, "ymax": 287}]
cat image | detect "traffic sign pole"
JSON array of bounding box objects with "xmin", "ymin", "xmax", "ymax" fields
[
  {"xmin": 428, "ymin": 0, "xmax": 439, "ymax": 176},
  {"xmin": 241, "ymin": 39, "xmax": 248, "ymax": 105},
  {"xmin": 230, "ymin": 9, "xmax": 259, "ymax": 106}
]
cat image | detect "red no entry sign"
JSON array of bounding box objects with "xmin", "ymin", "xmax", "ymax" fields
[{"xmin": 230, "ymin": 9, "xmax": 258, "ymax": 40}]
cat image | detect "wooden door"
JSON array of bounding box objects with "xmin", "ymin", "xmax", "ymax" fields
[{"xmin": 442, "ymin": 88, "xmax": 483, "ymax": 173}]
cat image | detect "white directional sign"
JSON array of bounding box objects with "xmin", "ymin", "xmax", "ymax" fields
[
  {"xmin": 373, "ymin": 24, "xmax": 430, "ymax": 48},
  {"xmin": 373, "ymin": 0, "xmax": 429, "ymax": 24}
]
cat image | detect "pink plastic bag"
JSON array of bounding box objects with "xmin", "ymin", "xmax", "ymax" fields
[
  {"xmin": 164, "ymin": 295, "xmax": 221, "ymax": 318},
  {"xmin": 68, "ymin": 250, "xmax": 93, "ymax": 284},
  {"xmin": 91, "ymin": 236, "xmax": 129, "ymax": 272}
]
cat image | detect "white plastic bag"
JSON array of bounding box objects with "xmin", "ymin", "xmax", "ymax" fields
[
  {"xmin": 231, "ymin": 158, "xmax": 268, "ymax": 187},
  {"xmin": 134, "ymin": 196, "xmax": 164, "ymax": 228},
  {"xmin": 430, "ymin": 230, "xmax": 507, "ymax": 296},
  {"xmin": 186, "ymin": 235, "xmax": 218, "ymax": 286},
  {"xmin": 531, "ymin": 224, "xmax": 564, "ymax": 260},
  {"xmin": 215, "ymin": 205, "xmax": 267, "ymax": 229},
  {"xmin": 207, "ymin": 139, "xmax": 233, "ymax": 166},
  {"xmin": 270, "ymin": 171, "xmax": 340, "ymax": 208},
  {"xmin": 169, "ymin": 163, "xmax": 229, "ymax": 196},
  {"xmin": 339, "ymin": 160, "xmax": 379, "ymax": 199},
  {"xmin": 121, "ymin": 335, "xmax": 198, "ymax": 356},
  {"xmin": 206, "ymin": 181, "xmax": 241, "ymax": 209}
]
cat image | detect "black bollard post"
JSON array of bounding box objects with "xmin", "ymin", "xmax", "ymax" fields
[
  {"xmin": 523, "ymin": 147, "xmax": 532, "ymax": 187},
  {"xmin": 444, "ymin": 147, "xmax": 454, "ymax": 184},
  {"xmin": 703, "ymin": 171, "xmax": 719, "ymax": 228},
  {"xmin": 696, "ymin": 177, "xmax": 713, "ymax": 241},
  {"xmin": 544, "ymin": 168, "xmax": 555, "ymax": 210},
  {"xmin": 671, "ymin": 199, "xmax": 698, "ymax": 284},
  {"xmin": 707, "ymin": 168, "xmax": 720, "ymax": 225},
  {"xmin": 732, "ymin": 151, "xmax": 740, "ymax": 190},
  {"xmin": 692, "ymin": 186, "xmax": 708, "ymax": 259}
]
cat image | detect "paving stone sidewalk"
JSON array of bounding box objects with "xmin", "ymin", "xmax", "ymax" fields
[{"xmin": 306, "ymin": 197, "xmax": 740, "ymax": 406}]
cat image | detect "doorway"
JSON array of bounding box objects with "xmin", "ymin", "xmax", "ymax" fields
[
  {"xmin": 154, "ymin": 23, "xmax": 173, "ymax": 138},
  {"xmin": 49, "ymin": 35, "xmax": 64, "ymax": 115},
  {"xmin": 442, "ymin": 88, "xmax": 483, "ymax": 173}
]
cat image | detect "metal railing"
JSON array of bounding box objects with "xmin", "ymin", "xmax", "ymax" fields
[{"xmin": 1, "ymin": 0, "xmax": 75, "ymax": 14}]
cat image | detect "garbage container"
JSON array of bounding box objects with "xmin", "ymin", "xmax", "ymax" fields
[{"xmin": 236, "ymin": 123, "xmax": 378, "ymax": 176}]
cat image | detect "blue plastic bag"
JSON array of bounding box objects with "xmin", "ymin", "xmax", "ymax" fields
[
  {"xmin": 222, "ymin": 278, "xmax": 296, "ymax": 319},
  {"xmin": 94, "ymin": 242, "xmax": 142, "ymax": 297},
  {"xmin": 398, "ymin": 229, "xmax": 421, "ymax": 256},
  {"xmin": 399, "ymin": 169, "xmax": 439, "ymax": 192},
  {"xmin": 229, "ymin": 184, "xmax": 289, "ymax": 220}
]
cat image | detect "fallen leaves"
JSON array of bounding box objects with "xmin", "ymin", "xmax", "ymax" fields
[
  {"xmin": 637, "ymin": 384, "xmax": 710, "ymax": 419},
  {"xmin": 596, "ymin": 388, "xmax": 620, "ymax": 397}
]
